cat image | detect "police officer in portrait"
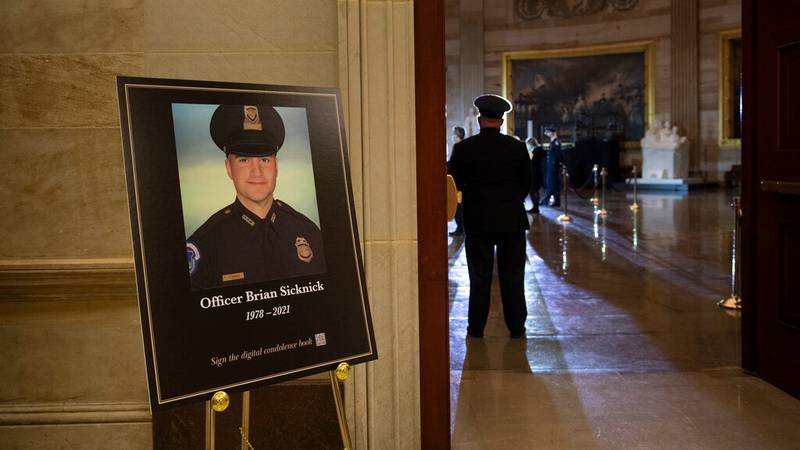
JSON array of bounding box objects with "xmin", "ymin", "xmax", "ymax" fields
[
  {"xmin": 448, "ymin": 94, "xmax": 531, "ymax": 338},
  {"xmin": 186, "ymin": 104, "xmax": 326, "ymax": 290}
]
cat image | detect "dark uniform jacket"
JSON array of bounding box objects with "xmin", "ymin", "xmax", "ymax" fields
[
  {"xmin": 449, "ymin": 128, "xmax": 531, "ymax": 233},
  {"xmin": 187, "ymin": 198, "xmax": 326, "ymax": 290}
]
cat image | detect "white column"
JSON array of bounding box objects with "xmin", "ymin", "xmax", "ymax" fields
[{"xmin": 338, "ymin": 1, "xmax": 420, "ymax": 449}]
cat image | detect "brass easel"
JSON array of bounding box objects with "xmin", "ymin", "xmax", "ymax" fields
[{"xmin": 205, "ymin": 363, "xmax": 353, "ymax": 450}]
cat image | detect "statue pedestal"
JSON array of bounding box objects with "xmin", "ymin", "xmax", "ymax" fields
[
  {"xmin": 630, "ymin": 121, "xmax": 716, "ymax": 191},
  {"xmin": 641, "ymin": 143, "xmax": 689, "ymax": 180}
]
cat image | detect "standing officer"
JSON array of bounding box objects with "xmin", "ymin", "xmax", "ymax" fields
[
  {"xmin": 540, "ymin": 127, "xmax": 563, "ymax": 207},
  {"xmin": 449, "ymin": 94, "xmax": 531, "ymax": 338},
  {"xmin": 187, "ymin": 104, "xmax": 326, "ymax": 290},
  {"xmin": 526, "ymin": 137, "xmax": 545, "ymax": 214}
]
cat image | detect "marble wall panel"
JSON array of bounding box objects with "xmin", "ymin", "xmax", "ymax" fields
[
  {"xmin": 0, "ymin": 299, "xmax": 148, "ymax": 403},
  {"xmin": 0, "ymin": 129, "xmax": 132, "ymax": 259},
  {"xmin": 0, "ymin": 0, "xmax": 143, "ymax": 54},
  {"xmin": 363, "ymin": 240, "xmax": 420, "ymax": 450},
  {"xmin": 2, "ymin": 423, "xmax": 151, "ymax": 450},
  {"xmin": 0, "ymin": 54, "xmax": 144, "ymax": 129},
  {"xmin": 144, "ymin": 0, "xmax": 336, "ymax": 53},
  {"xmin": 360, "ymin": 1, "xmax": 417, "ymax": 242},
  {"xmin": 144, "ymin": 53, "xmax": 337, "ymax": 88}
]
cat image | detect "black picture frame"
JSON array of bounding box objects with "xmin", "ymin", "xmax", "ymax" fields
[{"xmin": 117, "ymin": 77, "xmax": 377, "ymax": 409}]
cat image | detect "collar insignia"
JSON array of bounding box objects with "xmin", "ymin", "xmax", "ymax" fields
[{"xmin": 241, "ymin": 214, "xmax": 255, "ymax": 226}]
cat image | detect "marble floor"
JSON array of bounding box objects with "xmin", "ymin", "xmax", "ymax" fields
[{"xmin": 448, "ymin": 188, "xmax": 800, "ymax": 449}]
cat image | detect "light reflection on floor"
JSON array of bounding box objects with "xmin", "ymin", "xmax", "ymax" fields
[{"xmin": 449, "ymin": 188, "xmax": 800, "ymax": 449}]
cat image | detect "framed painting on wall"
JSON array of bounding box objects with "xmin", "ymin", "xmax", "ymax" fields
[{"xmin": 502, "ymin": 41, "xmax": 655, "ymax": 147}]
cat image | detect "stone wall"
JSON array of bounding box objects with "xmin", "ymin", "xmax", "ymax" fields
[
  {"xmin": 445, "ymin": 0, "xmax": 741, "ymax": 180},
  {"xmin": 0, "ymin": 1, "xmax": 419, "ymax": 448}
]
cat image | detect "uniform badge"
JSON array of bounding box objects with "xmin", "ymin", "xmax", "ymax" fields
[
  {"xmin": 186, "ymin": 242, "xmax": 201, "ymax": 275},
  {"xmin": 295, "ymin": 237, "xmax": 313, "ymax": 263}
]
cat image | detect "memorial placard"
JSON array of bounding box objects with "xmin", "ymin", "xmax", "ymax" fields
[{"xmin": 117, "ymin": 77, "xmax": 377, "ymax": 409}]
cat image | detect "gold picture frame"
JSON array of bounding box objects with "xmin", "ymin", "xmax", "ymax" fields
[
  {"xmin": 502, "ymin": 40, "xmax": 655, "ymax": 148},
  {"xmin": 718, "ymin": 29, "xmax": 742, "ymax": 148}
]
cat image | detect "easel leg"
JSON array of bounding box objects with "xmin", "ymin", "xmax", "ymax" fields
[
  {"xmin": 329, "ymin": 370, "xmax": 353, "ymax": 450},
  {"xmin": 205, "ymin": 400, "xmax": 215, "ymax": 450},
  {"xmin": 240, "ymin": 390, "xmax": 253, "ymax": 450}
]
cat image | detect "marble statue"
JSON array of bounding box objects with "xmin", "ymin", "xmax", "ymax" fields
[{"xmin": 640, "ymin": 120, "xmax": 689, "ymax": 179}]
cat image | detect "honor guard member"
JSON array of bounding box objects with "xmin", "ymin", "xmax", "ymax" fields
[
  {"xmin": 187, "ymin": 104, "xmax": 326, "ymax": 290},
  {"xmin": 540, "ymin": 127, "xmax": 563, "ymax": 207},
  {"xmin": 449, "ymin": 94, "xmax": 531, "ymax": 338}
]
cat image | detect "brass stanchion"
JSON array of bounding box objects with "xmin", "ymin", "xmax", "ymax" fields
[
  {"xmin": 330, "ymin": 363, "xmax": 353, "ymax": 450},
  {"xmin": 718, "ymin": 196, "xmax": 742, "ymax": 310},
  {"xmin": 597, "ymin": 167, "xmax": 609, "ymax": 216},
  {"xmin": 557, "ymin": 164, "xmax": 572, "ymax": 222},
  {"xmin": 206, "ymin": 391, "xmax": 230, "ymax": 450},
  {"xmin": 590, "ymin": 164, "xmax": 600, "ymax": 205},
  {"xmin": 630, "ymin": 165, "xmax": 640, "ymax": 211}
]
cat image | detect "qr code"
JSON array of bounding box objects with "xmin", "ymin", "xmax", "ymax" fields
[{"xmin": 315, "ymin": 333, "xmax": 327, "ymax": 346}]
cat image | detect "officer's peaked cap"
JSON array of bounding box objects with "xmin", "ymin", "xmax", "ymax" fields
[
  {"xmin": 210, "ymin": 104, "xmax": 285, "ymax": 157},
  {"xmin": 473, "ymin": 94, "xmax": 512, "ymax": 119}
]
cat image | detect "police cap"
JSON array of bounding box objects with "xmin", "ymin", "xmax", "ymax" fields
[
  {"xmin": 473, "ymin": 94, "xmax": 512, "ymax": 119},
  {"xmin": 210, "ymin": 104, "xmax": 285, "ymax": 156}
]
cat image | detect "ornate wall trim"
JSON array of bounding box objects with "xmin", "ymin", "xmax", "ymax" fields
[
  {"xmin": 0, "ymin": 402, "xmax": 151, "ymax": 425},
  {"xmin": 0, "ymin": 258, "xmax": 136, "ymax": 303},
  {"xmin": 516, "ymin": 0, "xmax": 639, "ymax": 20}
]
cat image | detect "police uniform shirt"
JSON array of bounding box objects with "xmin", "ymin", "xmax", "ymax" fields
[{"xmin": 187, "ymin": 198, "xmax": 326, "ymax": 290}]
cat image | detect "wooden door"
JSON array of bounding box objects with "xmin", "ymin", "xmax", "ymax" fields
[{"xmin": 742, "ymin": 0, "xmax": 800, "ymax": 398}]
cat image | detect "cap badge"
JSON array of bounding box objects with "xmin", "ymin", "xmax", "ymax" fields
[
  {"xmin": 243, "ymin": 105, "xmax": 263, "ymax": 131},
  {"xmin": 295, "ymin": 237, "xmax": 313, "ymax": 263},
  {"xmin": 241, "ymin": 214, "xmax": 255, "ymax": 226}
]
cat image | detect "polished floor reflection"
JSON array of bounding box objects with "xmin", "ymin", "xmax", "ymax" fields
[{"xmin": 449, "ymin": 188, "xmax": 800, "ymax": 449}]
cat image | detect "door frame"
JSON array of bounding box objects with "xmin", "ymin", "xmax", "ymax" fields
[
  {"xmin": 414, "ymin": 1, "xmax": 450, "ymax": 449},
  {"xmin": 740, "ymin": 0, "xmax": 757, "ymax": 373}
]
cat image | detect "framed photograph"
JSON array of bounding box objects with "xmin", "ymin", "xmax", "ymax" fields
[
  {"xmin": 117, "ymin": 77, "xmax": 377, "ymax": 409},
  {"xmin": 502, "ymin": 41, "xmax": 654, "ymax": 146}
]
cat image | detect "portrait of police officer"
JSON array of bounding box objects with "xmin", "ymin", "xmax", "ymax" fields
[
  {"xmin": 448, "ymin": 94, "xmax": 531, "ymax": 338},
  {"xmin": 186, "ymin": 104, "xmax": 326, "ymax": 290}
]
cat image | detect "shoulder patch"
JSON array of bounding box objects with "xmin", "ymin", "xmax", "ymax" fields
[{"xmin": 187, "ymin": 242, "xmax": 201, "ymax": 275}]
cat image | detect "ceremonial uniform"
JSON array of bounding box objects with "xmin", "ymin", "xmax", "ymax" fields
[
  {"xmin": 449, "ymin": 94, "xmax": 531, "ymax": 338},
  {"xmin": 186, "ymin": 103, "xmax": 326, "ymax": 289},
  {"xmin": 187, "ymin": 198, "xmax": 325, "ymax": 290},
  {"xmin": 541, "ymin": 136, "xmax": 562, "ymax": 207}
]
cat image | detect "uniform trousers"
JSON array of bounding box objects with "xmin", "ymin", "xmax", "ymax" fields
[
  {"xmin": 541, "ymin": 158, "xmax": 561, "ymax": 206},
  {"xmin": 464, "ymin": 231, "xmax": 527, "ymax": 336}
]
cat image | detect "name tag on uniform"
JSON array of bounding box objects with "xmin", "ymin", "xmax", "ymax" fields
[{"xmin": 222, "ymin": 272, "xmax": 245, "ymax": 282}]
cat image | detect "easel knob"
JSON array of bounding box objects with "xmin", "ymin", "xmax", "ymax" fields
[
  {"xmin": 335, "ymin": 362, "xmax": 351, "ymax": 381},
  {"xmin": 211, "ymin": 391, "xmax": 230, "ymax": 412}
]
